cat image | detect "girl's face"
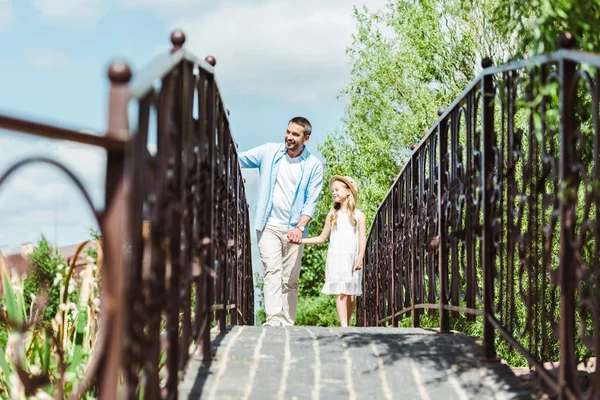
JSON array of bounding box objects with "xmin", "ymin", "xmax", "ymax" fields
[{"xmin": 330, "ymin": 180, "xmax": 351, "ymax": 203}]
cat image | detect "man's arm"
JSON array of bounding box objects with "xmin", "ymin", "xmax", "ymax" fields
[
  {"xmin": 238, "ymin": 143, "xmax": 267, "ymax": 168},
  {"xmin": 288, "ymin": 163, "xmax": 323, "ymax": 244},
  {"xmin": 299, "ymin": 162, "xmax": 324, "ymax": 219}
]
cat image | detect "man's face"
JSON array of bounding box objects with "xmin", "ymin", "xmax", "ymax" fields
[{"xmin": 284, "ymin": 122, "xmax": 309, "ymax": 152}]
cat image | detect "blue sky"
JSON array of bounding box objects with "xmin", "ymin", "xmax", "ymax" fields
[{"xmin": 0, "ymin": 0, "xmax": 385, "ymax": 257}]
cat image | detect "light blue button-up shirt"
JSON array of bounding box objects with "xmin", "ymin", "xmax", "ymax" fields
[{"xmin": 239, "ymin": 143, "xmax": 323, "ymax": 237}]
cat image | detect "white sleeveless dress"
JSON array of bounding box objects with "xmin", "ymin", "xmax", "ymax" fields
[{"xmin": 321, "ymin": 210, "xmax": 363, "ymax": 296}]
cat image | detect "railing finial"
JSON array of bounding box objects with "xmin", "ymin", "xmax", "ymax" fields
[
  {"xmin": 108, "ymin": 60, "xmax": 132, "ymax": 83},
  {"xmin": 481, "ymin": 57, "xmax": 493, "ymax": 69},
  {"xmin": 438, "ymin": 108, "xmax": 445, "ymax": 116},
  {"xmin": 171, "ymin": 30, "xmax": 186, "ymax": 53},
  {"xmin": 558, "ymin": 32, "xmax": 575, "ymax": 49},
  {"xmin": 205, "ymin": 56, "xmax": 217, "ymax": 67}
]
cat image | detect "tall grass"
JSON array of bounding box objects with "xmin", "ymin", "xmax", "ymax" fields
[{"xmin": 0, "ymin": 235, "xmax": 102, "ymax": 399}]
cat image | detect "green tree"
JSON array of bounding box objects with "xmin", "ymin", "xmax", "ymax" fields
[
  {"xmin": 322, "ymin": 0, "xmax": 514, "ymax": 224},
  {"xmin": 493, "ymin": 0, "xmax": 600, "ymax": 56}
]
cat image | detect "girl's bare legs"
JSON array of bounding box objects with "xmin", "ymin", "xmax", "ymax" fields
[
  {"xmin": 346, "ymin": 295, "xmax": 355, "ymax": 326},
  {"xmin": 336, "ymin": 295, "xmax": 349, "ymax": 327}
]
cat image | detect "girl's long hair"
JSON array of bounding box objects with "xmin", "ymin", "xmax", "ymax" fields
[{"xmin": 329, "ymin": 180, "xmax": 357, "ymax": 230}]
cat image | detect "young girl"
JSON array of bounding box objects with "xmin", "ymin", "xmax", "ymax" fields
[{"xmin": 302, "ymin": 175, "xmax": 366, "ymax": 327}]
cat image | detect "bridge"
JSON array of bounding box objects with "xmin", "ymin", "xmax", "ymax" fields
[
  {"xmin": 178, "ymin": 326, "xmax": 528, "ymax": 399},
  {"xmin": 0, "ymin": 30, "xmax": 598, "ymax": 399}
]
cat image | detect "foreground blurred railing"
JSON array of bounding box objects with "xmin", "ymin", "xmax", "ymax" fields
[
  {"xmin": 122, "ymin": 31, "xmax": 254, "ymax": 399},
  {"xmin": 0, "ymin": 30, "xmax": 253, "ymax": 399},
  {"xmin": 358, "ymin": 33, "xmax": 599, "ymax": 400}
]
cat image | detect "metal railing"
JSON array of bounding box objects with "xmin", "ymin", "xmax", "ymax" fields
[
  {"xmin": 357, "ymin": 33, "xmax": 599, "ymax": 400},
  {"xmin": 0, "ymin": 30, "xmax": 253, "ymax": 399},
  {"xmin": 122, "ymin": 31, "xmax": 254, "ymax": 399}
]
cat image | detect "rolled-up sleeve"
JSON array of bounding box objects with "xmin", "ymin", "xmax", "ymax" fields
[
  {"xmin": 238, "ymin": 144, "xmax": 265, "ymax": 168},
  {"xmin": 300, "ymin": 162, "xmax": 323, "ymax": 219}
]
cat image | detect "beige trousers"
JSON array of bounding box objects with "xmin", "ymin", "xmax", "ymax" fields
[{"xmin": 257, "ymin": 225, "xmax": 304, "ymax": 326}]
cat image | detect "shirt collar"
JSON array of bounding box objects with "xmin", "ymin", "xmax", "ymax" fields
[{"xmin": 278, "ymin": 143, "xmax": 311, "ymax": 161}]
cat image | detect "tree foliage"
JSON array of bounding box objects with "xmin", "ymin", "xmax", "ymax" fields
[
  {"xmin": 321, "ymin": 0, "xmax": 513, "ymax": 223},
  {"xmin": 493, "ymin": 0, "xmax": 600, "ymax": 56}
]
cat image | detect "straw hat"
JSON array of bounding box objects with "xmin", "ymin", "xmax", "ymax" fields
[{"xmin": 329, "ymin": 175, "xmax": 358, "ymax": 200}]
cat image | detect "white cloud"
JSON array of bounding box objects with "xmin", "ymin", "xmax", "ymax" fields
[
  {"xmin": 0, "ymin": 0, "xmax": 16, "ymax": 30},
  {"xmin": 30, "ymin": 0, "xmax": 106, "ymax": 26},
  {"xmin": 141, "ymin": 0, "xmax": 386, "ymax": 103},
  {"xmin": 26, "ymin": 48, "xmax": 70, "ymax": 70}
]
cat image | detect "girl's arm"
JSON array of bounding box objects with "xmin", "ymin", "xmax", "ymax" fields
[
  {"xmin": 354, "ymin": 211, "xmax": 367, "ymax": 270},
  {"xmin": 301, "ymin": 212, "xmax": 332, "ymax": 245}
]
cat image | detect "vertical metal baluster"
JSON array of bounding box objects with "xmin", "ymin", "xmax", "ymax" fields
[
  {"xmin": 557, "ymin": 33, "xmax": 578, "ymax": 400},
  {"xmin": 100, "ymin": 60, "xmax": 131, "ymax": 400},
  {"xmin": 481, "ymin": 57, "xmax": 496, "ymax": 360},
  {"xmin": 438, "ymin": 117, "xmax": 449, "ymax": 332}
]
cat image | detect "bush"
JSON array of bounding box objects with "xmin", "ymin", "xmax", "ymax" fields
[
  {"xmin": 295, "ymin": 295, "xmax": 339, "ymax": 327},
  {"xmin": 23, "ymin": 236, "xmax": 67, "ymax": 324},
  {"xmin": 298, "ymin": 245, "xmax": 326, "ymax": 297}
]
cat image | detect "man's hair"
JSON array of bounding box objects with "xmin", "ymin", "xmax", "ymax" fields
[{"xmin": 289, "ymin": 116, "xmax": 312, "ymax": 136}]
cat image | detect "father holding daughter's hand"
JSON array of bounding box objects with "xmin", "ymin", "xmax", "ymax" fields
[{"xmin": 239, "ymin": 117, "xmax": 323, "ymax": 327}]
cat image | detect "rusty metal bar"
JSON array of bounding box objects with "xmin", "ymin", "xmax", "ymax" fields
[
  {"xmin": 98, "ymin": 61, "xmax": 131, "ymax": 400},
  {"xmin": 179, "ymin": 54, "xmax": 195, "ymax": 374},
  {"xmin": 0, "ymin": 115, "xmax": 126, "ymax": 151},
  {"xmin": 481, "ymin": 57, "xmax": 496, "ymax": 360},
  {"xmin": 203, "ymin": 59, "xmax": 217, "ymax": 359},
  {"xmin": 558, "ymin": 40, "xmax": 578, "ymax": 400},
  {"xmin": 437, "ymin": 118, "xmax": 449, "ymax": 332}
]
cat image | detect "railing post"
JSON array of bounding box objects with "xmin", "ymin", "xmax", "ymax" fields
[
  {"xmin": 246, "ymin": 203, "xmax": 253, "ymax": 324},
  {"xmin": 390, "ymin": 187, "xmax": 396, "ymax": 327},
  {"xmin": 360, "ymin": 247, "xmax": 366, "ymax": 326},
  {"xmin": 178, "ymin": 42, "xmax": 195, "ymax": 372},
  {"xmin": 375, "ymin": 214, "xmax": 381, "ymax": 326},
  {"xmin": 481, "ymin": 57, "xmax": 496, "ymax": 360},
  {"xmin": 437, "ymin": 118, "xmax": 449, "ymax": 333},
  {"xmin": 202, "ymin": 55, "xmax": 217, "ymax": 360},
  {"xmin": 410, "ymin": 156, "xmax": 420, "ymax": 328},
  {"xmin": 164, "ymin": 62, "xmax": 184, "ymax": 398},
  {"xmin": 557, "ymin": 32, "xmax": 577, "ymax": 400},
  {"xmin": 231, "ymin": 150, "xmax": 239, "ymax": 326},
  {"xmin": 218, "ymin": 123, "xmax": 229, "ymax": 333},
  {"xmin": 99, "ymin": 61, "xmax": 131, "ymax": 400}
]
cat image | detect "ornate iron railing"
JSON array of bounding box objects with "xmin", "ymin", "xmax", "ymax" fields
[
  {"xmin": 0, "ymin": 30, "xmax": 253, "ymax": 399},
  {"xmin": 358, "ymin": 33, "xmax": 599, "ymax": 400},
  {"xmin": 121, "ymin": 31, "xmax": 254, "ymax": 399}
]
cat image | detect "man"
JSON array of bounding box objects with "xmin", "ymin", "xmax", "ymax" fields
[{"xmin": 239, "ymin": 117, "xmax": 323, "ymax": 326}]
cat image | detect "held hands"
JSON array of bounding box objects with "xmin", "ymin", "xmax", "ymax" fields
[
  {"xmin": 287, "ymin": 228, "xmax": 303, "ymax": 245},
  {"xmin": 354, "ymin": 258, "xmax": 363, "ymax": 271}
]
